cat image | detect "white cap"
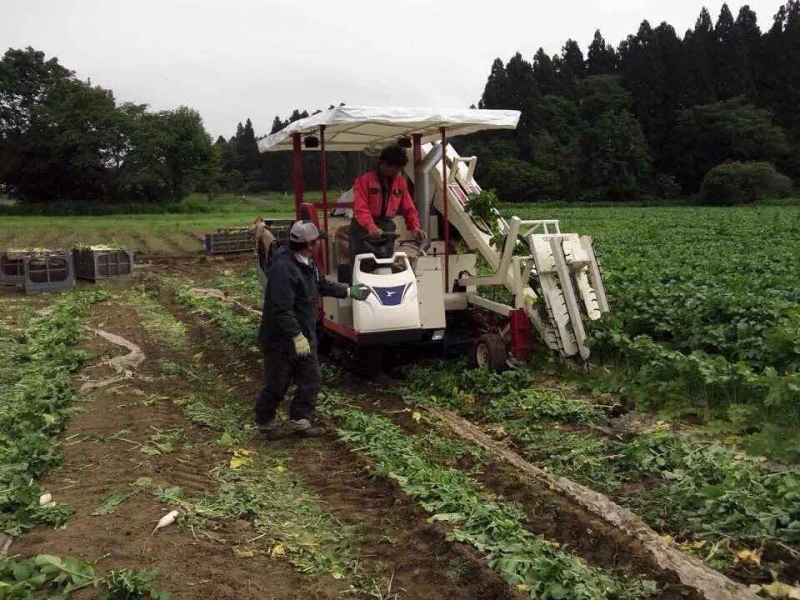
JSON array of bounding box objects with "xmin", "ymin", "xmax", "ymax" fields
[{"xmin": 289, "ymin": 221, "xmax": 327, "ymax": 243}]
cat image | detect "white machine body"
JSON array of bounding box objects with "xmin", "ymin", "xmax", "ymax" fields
[{"xmin": 352, "ymin": 252, "xmax": 421, "ymax": 333}]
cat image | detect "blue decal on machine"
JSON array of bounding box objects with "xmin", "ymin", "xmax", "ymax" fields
[{"xmin": 373, "ymin": 285, "xmax": 408, "ymax": 306}]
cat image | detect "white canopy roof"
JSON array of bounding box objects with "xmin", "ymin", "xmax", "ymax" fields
[{"xmin": 257, "ymin": 106, "xmax": 520, "ymax": 153}]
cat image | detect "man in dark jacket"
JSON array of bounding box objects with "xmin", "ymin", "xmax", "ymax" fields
[{"xmin": 256, "ymin": 221, "xmax": 369, "ymax": 439}]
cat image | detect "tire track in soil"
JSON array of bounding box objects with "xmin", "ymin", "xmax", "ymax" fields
[
  {"xmin": 158, "ymin": 288, "xmax": 523, "ymax": 600},
  {"xmin": 11, "ymin": 299, "xmax": 344, "ymax": 600}
]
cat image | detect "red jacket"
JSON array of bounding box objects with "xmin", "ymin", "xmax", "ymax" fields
[{"xmin": 352, "ymin": 169, "xmax": 421, "ymax": 234}]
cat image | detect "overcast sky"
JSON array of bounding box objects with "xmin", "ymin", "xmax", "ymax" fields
[{"xmin": 1, "ymin": 0, "xmax": 783, "ymax": 139}]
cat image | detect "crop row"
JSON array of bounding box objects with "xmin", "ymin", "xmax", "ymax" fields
[{"xmin": 399, "ymin": 360, "xmax": 800, "ymax": 579}]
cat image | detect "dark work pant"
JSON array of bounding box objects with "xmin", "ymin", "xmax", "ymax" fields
[{"xmin": 255, "ymin": 346, "xmax": 321, "ymax": 424}]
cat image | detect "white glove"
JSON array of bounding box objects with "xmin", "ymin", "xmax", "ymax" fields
[{"xmin": 292, "ymin": 334, "xmax": 311, "ymax": 357}]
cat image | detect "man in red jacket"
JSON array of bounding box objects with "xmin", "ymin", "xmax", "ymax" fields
[{"xmin": 349, "ymin": 145, "xmax": 426, "ymax": 264}]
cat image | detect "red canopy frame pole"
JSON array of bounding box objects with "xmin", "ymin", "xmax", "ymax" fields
[
  {"xmin": 292, "ymin": 133, "xmax": 304, "ymax": 221},
  {"xmin": 412, "ymin": 133, "xmax": 422, "ymax": 168},
  {"xmin": 320, "ymin": 125, "xmax": 329, "ymax": 273},
  {"xmin": 441, "ymin": 127, "xmax": 449, "ymax": 291}
]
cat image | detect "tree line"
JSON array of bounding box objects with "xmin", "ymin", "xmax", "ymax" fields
[
  {"xmin": 211, "ymin": 110, "xmax": 366, "ymax": 195},
  {"xmin": 457, "ymin": 1, "xmax": 799, "ymax": 203},
  {"xmin": 2, "ymin": 1, "xmax": 798, "ymax": 207},
  {"xmin": 0, "ymin": 48, "xmax": 217, "ymax": 207}
]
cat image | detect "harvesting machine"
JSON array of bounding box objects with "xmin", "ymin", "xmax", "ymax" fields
[{"xmin": 255, "ymin": 106, "xmax": 609, "ymax": 370}]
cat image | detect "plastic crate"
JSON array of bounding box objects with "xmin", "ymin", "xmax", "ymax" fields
[
  {"xmin": 204, "ymin": 227, "xmax": 253, "ymax": 254},
  {"xmin": 24, "ymin": 251, "xmax": 76, "ymax": 294},
  {"xmin": 0, "ymin": 251, "xmax": 27, "ymax": 286},
  {"xmin": 73, "ymin": 247, "xmax": 134, "ymax": 281}
]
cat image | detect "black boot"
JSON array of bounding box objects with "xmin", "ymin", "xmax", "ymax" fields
[{"xmin": 284, "ymin": 418, "xmax": 325, "ymax": 438}]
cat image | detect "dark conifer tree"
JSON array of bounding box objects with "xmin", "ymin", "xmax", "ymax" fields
[
  {"xmin": 562, "ymin": 39, "xmax": 586, "ymax": 79},
  {"xmin": 714, "ymin": 4, "xmax": 757, "ymax": 99},
  {"xmin": 587, "ymin": 30, "xmax": 617, "ymax": 75},
  {"xmin": 533, "ymin": 49, "xmax": 558, "ymax": 95},
  {"xmin": 479, "ymin": 58, "xmax": 512, "ymax": 109}
]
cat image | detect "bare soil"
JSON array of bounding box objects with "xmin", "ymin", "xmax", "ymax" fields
[{"xmin": 11, "ymin": 279, "xmax": 520, "ymax": 600}]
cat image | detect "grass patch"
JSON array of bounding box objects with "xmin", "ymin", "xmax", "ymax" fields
[
  {"xmin": 211, "ymin": 268, "xmax": 263, "ymax": 311},
  {"xmin": 142, "ymin": 451, "xmax": 357, "ymax": 579},
  {"xmin": 167, "ymin": 279, "xmax": 257, "ymax": 351},
  {"xmin": 126, "ymin": 291, "xmax": 189, "ymax": 352},
  {"xmin": 0, "ymin": 290, "xmax": 108, "ymax": 535}
]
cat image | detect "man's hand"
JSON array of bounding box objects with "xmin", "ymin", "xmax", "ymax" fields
[
  {"xmin": 412, "ymin": 229, "xmax": 427, "ymax": 242},
  {"xmin": 348, "ymin": 283, "xmax": 371, "ymax": 301},
  {"xmin": 292, "ymin": 333, "xmax": 311, "ymax": 357},
  {"xmin": 368, "ymin": 228, "xmax": 384, "ymax": 240}
]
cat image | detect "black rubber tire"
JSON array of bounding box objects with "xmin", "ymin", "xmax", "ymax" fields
[{"xmin": 470, "ymin": 333, "xmax": 508, "ymax": 373}]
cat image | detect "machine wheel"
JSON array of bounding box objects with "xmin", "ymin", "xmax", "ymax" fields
[
  {"xmin": 470, "ymin": 333, "xmax": 508, "ymax": 373},
  {"xmin": 343, "ymin": 346, "xmax": 386, "ymax": 378}
]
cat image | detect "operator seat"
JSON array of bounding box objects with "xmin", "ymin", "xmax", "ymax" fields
[{"xmin": 334, "ymin": 225, "xmax": 353, "ymax": 284}]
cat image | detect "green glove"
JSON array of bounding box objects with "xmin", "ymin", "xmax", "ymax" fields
[
  {"xmin": 348, "ymin": 283, "xmax": 370, "ymax": 301},
  {"xmin": 292, "ymin": 333, "xmax": 311, "ymax": 357}
]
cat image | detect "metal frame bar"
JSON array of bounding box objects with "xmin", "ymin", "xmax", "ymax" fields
[
  {"xmin": 520, "ymin": 219, "xmax": 561, "ymax": 236},
  {"xmin": 292, "ymin": 133, "xmax": 304, "ymax": 220},
  {"xmin": 581, "ymin": 235, "xmax": 609, "ymax": 314},
  {"xmin": 465, "ymin": 292, "xmax": 512, "ymax": 317},
  {"xmin": 456, "ymin": 217, "xmax": 522, "ymax": 288},
  {"xmin": 441, "ymin": 127, "xmax": 449, "ymax": 289},
  {"xmin": 320, "ymin": 125, "xmax": 329, "ymax": 273},
  {"xmin": 550, "ymin": 236, "xmax": 590, "ymax": 359}
]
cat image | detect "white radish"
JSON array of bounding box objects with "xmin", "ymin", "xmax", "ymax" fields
[
  {"xmin": 150, "ymin": 510, "xmax": 179, "ymax": 537},
  {"xmin": 39, "ymin": 493, "xmax": 52, "ymax": 506}
]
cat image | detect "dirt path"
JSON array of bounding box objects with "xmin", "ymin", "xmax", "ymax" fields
[
  {"xmin": 12, "ymin": 289, "xmax": 519, "ymax": 600},
  {"xmin": 160, "ymin": 288, "xmax": 521, "ymax": 600},
  {"xmin": 155, "ymin": 273, "xmax": 709, "ymax": 597},
  {"xmin": 12, "ymin": 299, "xmax": 332, "ymax": 599}
]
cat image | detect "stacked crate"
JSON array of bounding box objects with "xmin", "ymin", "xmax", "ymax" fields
[
  {"xmin": 0, "ymin": 250, "xmax": 27, "ymax": 286},
  {"xmin": 23, "ymin": 250, "xmax": 76, "ymax": 294},
  {"xmin": 204, "ymin": 227, "xmax": 253, "ymax": 254},
  {"xmin": 73, "ymin": 246, "xmax": 134, "ymax": 281}
]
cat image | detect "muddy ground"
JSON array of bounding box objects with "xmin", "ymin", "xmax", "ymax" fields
[{"xmin": 3, "ymin": 254, "xmax": 716, "ymax": 599}]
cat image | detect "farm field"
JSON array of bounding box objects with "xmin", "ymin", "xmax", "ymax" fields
[
  {"xmin": 510, "ymin": 205, "xmax": 800, "ymax": 447},
  {"xmin": 1, "ymin": 203, "xmax": 799, "ymax": 599},
  {"xmin": 0, "ymin": 192, "xmax": 298, "ymax": 255}
]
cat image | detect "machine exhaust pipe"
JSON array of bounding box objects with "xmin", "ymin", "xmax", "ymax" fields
[{"xmin": 414, "ymin": 143, "xmax": 443, "ymax": 237}]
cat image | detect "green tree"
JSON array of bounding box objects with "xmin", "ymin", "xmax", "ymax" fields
[
  {"xmin": 676, "ymin": 97, "xmax": 790, "ymax": 190},
  {"xmin": 0, "ymin": 47, "xmax": 72, "ymax": 190},
  {"xmin": 562, "ymin": 39, "xmax": 586, "ymax": 79},
  {"xmin": 529, "ymin": 95, "xmax": 584, "ymax": 199},
  {"xmin": 533, "ymin": 49, "xmax": 558, "ymax": 96},
  {"xmin": 580, "ymin": 110, "xmax": 652, "ymax": 201},
  {"xmin": 587, "ymin": 30, "xmax": 616, "ymax": 75},
  {"xmin": 618, "ymin": 21, "xmax": 667, "ymax": 164},
  {"xmin": 679, "ymin": 9, "xmax": 718, "ymax": 107},
  {"xmin": 7, "ymin": 79, "xmax": 127, "ymax": 203},
  {"xmin": 714, "ymin": 4, "xmax": 757, "ymax": 100},
  {"xmin": 479, "ymin": 58, "xmax": 511, "ymax": 109},
  {"xmin": 577, "ymin": 76, "xmax": 652, "ymax": 200},
  {"xmin": 736, "ymin": 5, "xmax": 763, "ymax": 74},
  {"xmin": 505, "ymin": 52, "xmax": 539, "ymax": 158},
  {"xmin": 760, "ymin": 2, "xmax": 800, "ymax": 179},
  {"xmin": 2, "ymin": 47, "xmax": 216, "ymax": 205}
]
